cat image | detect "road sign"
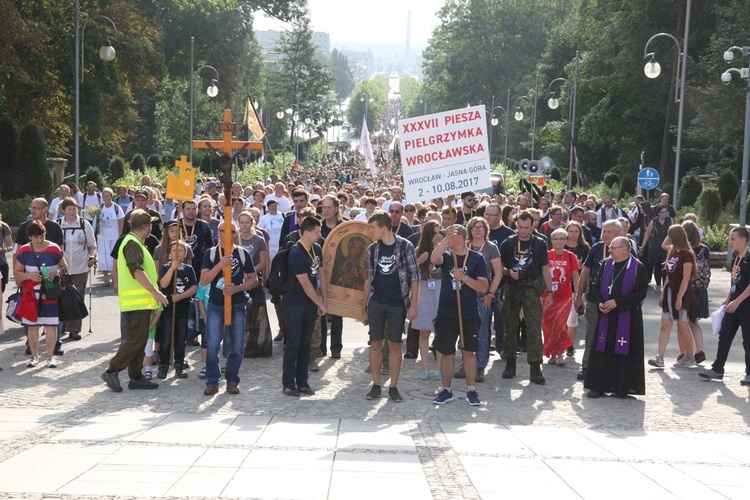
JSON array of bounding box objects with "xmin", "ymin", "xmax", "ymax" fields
[{"xmin": 638, "ymin": 167, "xmax": 660, "ymax": 191}]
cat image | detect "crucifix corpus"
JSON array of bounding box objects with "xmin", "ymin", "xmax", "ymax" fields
[{"xmin": 194, "ymin": 109, "xmax": 263, "ymax": 324}]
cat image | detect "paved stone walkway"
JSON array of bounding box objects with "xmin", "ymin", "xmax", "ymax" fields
[{"xmin": 0, "ymin": 269, "xmax": 748, "ymax": 498}]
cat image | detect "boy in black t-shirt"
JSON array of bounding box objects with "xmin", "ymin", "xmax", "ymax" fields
[
  {"xmin": 157, "ymin": 241, "xmax": 197, "ymax": 379},
  {"xmin": 282, "ymin": 216, "xmax": 327, "ymax": 397},
  {"xmin": 701, "ymin": 227, "xmax": 750, "ymax": 385}
]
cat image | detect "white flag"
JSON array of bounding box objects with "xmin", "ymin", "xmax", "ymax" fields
[{"xmin": 358, "ymin": 115, "xmax": 376, "ymax": 176}]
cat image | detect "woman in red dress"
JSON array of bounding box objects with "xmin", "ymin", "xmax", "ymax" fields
[{"xmin": 542, "ymin": 228, "xmax": 580, "ymax": 365}]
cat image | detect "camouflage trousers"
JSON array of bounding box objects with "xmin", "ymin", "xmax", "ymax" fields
[{"xmin": 503, "ymin": 284, "xmax": 544, "ymax": 365}]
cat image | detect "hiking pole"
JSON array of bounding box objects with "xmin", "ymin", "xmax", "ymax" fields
[
  {"xmin": 88, "ymin": 261, "xmax": 96, "ymax": 333},
  {"xmin": 452, "ymin": 251, "xmax": 465, "ymax": 349},
  {"xmin": 171, "ymin": 203, "xmax": 180, "ymax": 368}
]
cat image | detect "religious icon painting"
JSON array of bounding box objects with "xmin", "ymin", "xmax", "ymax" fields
[{"xmin": 322, "ymin": 220, "xmax": 373, "ymax": 319}]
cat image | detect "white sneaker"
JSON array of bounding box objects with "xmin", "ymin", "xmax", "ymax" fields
[
  {"xmin": 26, "ymin": 356, "xmax": 39, "ymax": 368},
  {"xmin": 46, "ymin": 357, "xmax": 57, "ymax": 368},
  {"xmin": 648, "ymin": 355, "xmax": 664, "ymax": 368}
]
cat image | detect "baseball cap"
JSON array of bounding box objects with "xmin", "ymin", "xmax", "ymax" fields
[
  {"xmin": 129, "ymin": 209, "xmax": 159, "ymax": 229},
  {"xmin": 310, "ymin": 194, "xmax": 321, "ymax": 202},
  {"xmin": 134, "ymin": 189, "xmax": 148, "ymax": 199},
  {"xmin": 206, "ymin": 181, "xmax": 217, "ymax": 189},
  {"xmin": 163, "ymin": 219, "xmax": 178, "ymax": 229},
  {"xmin": 440, "ymin": 224, "xmax": 468, "ymax": 237}
]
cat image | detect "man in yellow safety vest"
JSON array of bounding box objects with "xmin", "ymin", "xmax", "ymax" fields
[{"xmin": 101, "ymin": 210, "xmax": 169, "ymax": 392}]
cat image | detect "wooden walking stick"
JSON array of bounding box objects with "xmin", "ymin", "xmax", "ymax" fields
[{"xmin": 452, "ymin": 248, "xmax": 465, "ymax": 349}]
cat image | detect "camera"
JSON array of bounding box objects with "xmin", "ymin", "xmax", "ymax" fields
[
  {"xmin": 721, "ymin": 71, "xmax": 733, "ymax": 85},
  {"xmin": 724, "ymin": 50, "xmax": 735, "ymax": 64}
]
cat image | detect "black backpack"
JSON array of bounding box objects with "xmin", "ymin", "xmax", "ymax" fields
[{"xmin": 267, "ymin": 240, "xmax": 295, "ymax": 296}]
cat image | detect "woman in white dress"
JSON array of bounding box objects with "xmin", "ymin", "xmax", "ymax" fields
[{"xmin": 97, "ymin": 188, "xmax": 124, "ymax": 286}]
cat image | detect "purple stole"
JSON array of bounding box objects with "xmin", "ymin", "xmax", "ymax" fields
[{"xmin": 597, "ymin": 256, "xmax": 637, "ymax": 355}]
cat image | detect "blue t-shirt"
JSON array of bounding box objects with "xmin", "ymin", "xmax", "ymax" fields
[
  {"xmin": 201, "ymin": 246, "xmax": 255, "ymax": 305},
  {"xmin": 436, "ymin": 250, "xmax": 487, "ymax": 321},
  {"xmin": 488, "ymin": 225, "xmax": 515, "ymax": 250},
  {"xmin": 284, "ymin": 241, "xmax": 323, "ymax": 309},
  {"xmin": 371, "ymin": 240, "xmax": 404, "ymax": 307}
]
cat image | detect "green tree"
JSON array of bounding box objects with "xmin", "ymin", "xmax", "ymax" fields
[
  {"xmin": 0, "ymin": 115, "xmax": 20, "ymax": 200},
  {"xmin": 347, "ymin": 77, "xmax": 389, "ymax": 135},
  {"xmin": 678, "ymin": 175, "xmax": 702, "ymax": 209},
  {"xmin": 330, "ymin": 49, "xmax": 353, "ymax": 101},
  {"xmin": 17, "ymin": 123, "xmax": 51, "ymax": 198},
  {"xmin": 400, "ymin": 75, "xmax": 423, "ymax": 118},
  {"xmin": 271, "ymin": 16, "xmax": 334, "ymax": 148},
  {"xmin": 717, "ymin": 169, "xmax": 740, "ymax": 208}
]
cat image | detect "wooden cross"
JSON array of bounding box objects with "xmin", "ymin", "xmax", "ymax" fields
[{"xmin": 193, "ymin": 109, "xmax": 262, "ymax": 324}]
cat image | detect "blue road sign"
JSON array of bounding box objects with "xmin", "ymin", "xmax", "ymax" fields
[{"xmin": 638, "ymin": 168, "xmax": 660, "ymax": 190}]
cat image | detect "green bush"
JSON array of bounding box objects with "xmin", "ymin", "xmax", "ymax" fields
[
  {"xmin": 717, "ymin": 169, "xmax": 739, "ymax": 207},
  {"xmin": 17, "ymin": 123, "xmax": 51, "ymax": 198},
  {"xmin": 704, "ymin": 224, "xmax": 729, "ymax": 252},
  {"xmin": 109, "ymin": 156, "xmax": 125, "ymax": 181},
  {"xmin": 130, "ymin": 154, "xmax": 145, "ymax": 173},
  {"xmin": 677, "ymin": 175, "xmax": 702, "ymax": 209},
  {"xmin": 0, "ymin": 195, "xmax": 32, "ymax": 226},
  {"xmin": 603, "ymin": 172, "xmax": 620, "ymax": 188},
  {"xmin": 83, "ymin": 166, "xmax": 103, "ymax": 190},
  {"xmin": 550, "ymin": 166, "xmax": 561, "ymax": 181},
  {"xmin": 699, "ymin": 188, "xmax": 723, "ymax": 226},
  {"xmin": 146, "ymin": 153, "xmax": 162, "ymax": 169},
  {"xmin": 619, "ymin": 176, "xmax": 636, "ymax": 200},
  {"xmin": 0, "ymin": 115, "xmax": 19, "ymax": 200}
]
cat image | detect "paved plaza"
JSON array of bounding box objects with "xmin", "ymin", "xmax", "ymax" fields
[{"xmin": 0, "ymin": 269, "xmax": 749, "ymax": 499}]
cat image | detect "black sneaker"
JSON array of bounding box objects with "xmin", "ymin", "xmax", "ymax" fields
[
  {"xmin": 101, "ymin": 371, "xmax": 123, "ymax": 393},
  {"xmin": 283, "ymin": 387, "xmax": 301, "ymax": 396},
  {"xmin": 68, "ymin": 331, "xmax": 82, "ymax": 341},
  {"xmin": 577, "ymin": 368, "xmax": 587, "ymax": 381},
  {"xmin": 128, "ymin": 377, "xmax": 159, "ymax": 390},
  {"xmin": 176, "ymin": 370, "xmax": 188, "ymax": 379},
  {"xmin": 388, "ymin": 387, "xmax": 403, "ymax": 403},
  {"xmin": 566, "ymin": 347, "xmax": 576, "ymax": 357},
  {"xmin": 297, "ymin": 385, "xmax": 315, "ymax": 395},
  {"xmin": 453, "ymin": 365, "xmax": 465, "ymax": 378},
  {"xmin": 694, "ymin": 351, "xmax": 706, "ymax": 364},
  {"xmin": 433, "ymin": 388, "xmax": 454, "ymax": 405},
  {"xmin": 466, "ymin": 390, "xmax": 481, "ymax": 406},
  {"xmin": 502, "ymin": 358, "xmax": 516, "ymax": 379},
  {"xmin": 365, "ymin": 385, "xmax": 382, "ymax": 400}
]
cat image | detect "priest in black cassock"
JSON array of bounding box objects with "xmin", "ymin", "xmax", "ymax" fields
[{"xmin": 585, "ymin": 237, "xmax": 648, "ymax": 398}]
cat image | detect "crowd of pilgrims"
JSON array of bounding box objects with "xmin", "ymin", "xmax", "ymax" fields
[{"xmin": 1, "ymin": 167, "xmax": 749, "ymax": 402}]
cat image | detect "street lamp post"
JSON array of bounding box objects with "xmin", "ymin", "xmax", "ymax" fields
[
  {"xmin": 420, "ymin": 97, "xmax": 428, "ymax": 116},
  {"xmin": 643, "ymin": 0, "xmax": 692, "ymax": 204},
  {"xmin": 74, "ymin": 0, "xmax": 117, "ymax": 187},
  {"xmin": 547, "ymin": 50, "xmax": 580, "ymax": 190},
  {"xmin": 514, "ymin": 74, "xmax": 539, "ymax": 160},
  {"xmin": 489, "ymin": 89, "xmax": 510, "ymax": 177},
  {"xmin": 722, "ymin": 45, "xmax": 750, "ymax": 227},
  {"xmin": 188, "ymin": 37, "xmax": 219, "ymax": 164}
]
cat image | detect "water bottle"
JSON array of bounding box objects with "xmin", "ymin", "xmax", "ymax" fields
[{"xmin": 40, "ymin": 264, "xmax": 52, "ymax": 291}]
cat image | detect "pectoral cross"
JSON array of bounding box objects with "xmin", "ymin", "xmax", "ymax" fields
[
  {"xmin": 193, "ymin": 109, "xmax": 262, "ymax": 325},
  {"xmin": 617, "ymin": 337, "xmax": 628, "ymax": 347},
  {"xmin": 598, "ymin": 333, "xmax": 606, "ymax": 343}
]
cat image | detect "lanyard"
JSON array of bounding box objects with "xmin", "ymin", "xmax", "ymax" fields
[
  {"xmin": 733, "ymin": 249, "xmax": 748, "ymax": 281},
  {"xmin": 182, "ymin": 219, "xmax": 195, "ymax": 240},
  {"xmin": 472, "ymin": 241, "xmax": 486, "ymax": 254},
  {"xmin": 302, "ymin": 242, "xmax": 316, "ymax": 262}
]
